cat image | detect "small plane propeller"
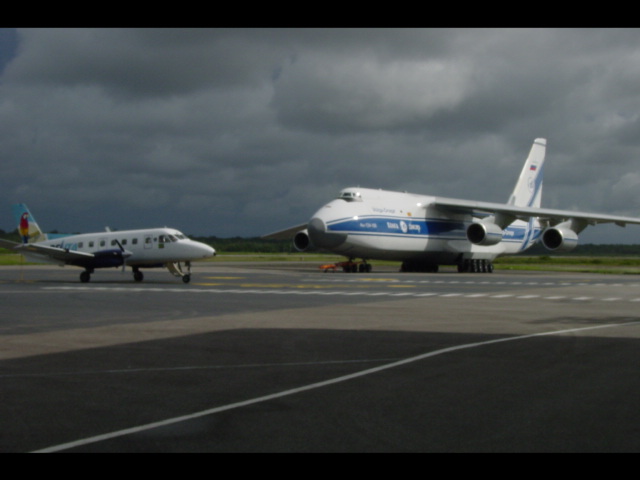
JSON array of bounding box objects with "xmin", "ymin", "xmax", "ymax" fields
[{"xmin": 114, "ymin": 240, "xmax": 132, "ymax": 272}]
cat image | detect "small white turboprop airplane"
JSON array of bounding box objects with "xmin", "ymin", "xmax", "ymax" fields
[
  {"xmin": 265, "ymin": 138, "xmax": 640, "ymax": 273},
  {"xmin": 0, "ymin": 204, "xmax": 216, "ymax": 283}
]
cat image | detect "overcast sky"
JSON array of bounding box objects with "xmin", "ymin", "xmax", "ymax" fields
[{"xmin": 2, "ymin": 28, "xmax": 640, "ymax": 243}]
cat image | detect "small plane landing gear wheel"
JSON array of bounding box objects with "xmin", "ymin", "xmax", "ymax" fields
[
  {"xmin": 80, "ymin": 271, "xmax": 90, "ymax": 283},
  {"xmin": 182, "ymin": 274, "xmax": 191, "ymax": 284},
  {"xmin": 133, "ymin": 270, "xmax": 144, "ymax": 282}
]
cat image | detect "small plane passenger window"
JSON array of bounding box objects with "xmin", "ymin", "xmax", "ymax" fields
[
  {"xmin": 132, "ymin": 238, "xmax": 138, "ymax": 245},
  {"xmin": 89, "ymin": 241, "xmax": 94, "ymax": 248},
  {"xmin": 145, "ymin": 238, "xmax": 152, "ymax": 244},
  {"xmin": 100, "ymin": 240, "xmax": 106, "ymax": 247},
  {"xmin": 111, "ymin": 240, "xmax": 117, "ymax": 246},
  {"xmin": 121, "ymin": 239, "xmax": 127, "ymax": 245}
]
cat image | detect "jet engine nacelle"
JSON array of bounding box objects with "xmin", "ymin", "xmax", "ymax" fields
[
  {"xmin": 467, "ymin": 221, "xmax": 504, "ymax": 246},
  {"xmin": 541, "ymin": 226, "xmax": 579, "ymax": 252},
  {"xmin": 293, "ymin": 229, "xmax": 312, "ymax": 252}
]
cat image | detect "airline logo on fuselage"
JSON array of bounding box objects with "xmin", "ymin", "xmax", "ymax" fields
[
  {"xmin": 371, "ymin": 208, "xmax": 422, "ymax": 233},
  {"xmin": 49, "ymin": 240, "xmax": 79, "ymax": 251},
  {"xmin": 372, "ymin": 207, "xmax": 396, "ymax": 215},
  {"xmin": 386, "ymin": 220, "xmax": 421, "ymax": 234}
]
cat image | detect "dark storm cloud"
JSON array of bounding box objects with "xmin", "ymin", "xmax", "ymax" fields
[
  {"xmin": 5, "ymin": 29, "xmax": 287, "ymax": 97},
  {"xmin": 2, "ymin": 28, "xmax": 640, "ymax": 243}
]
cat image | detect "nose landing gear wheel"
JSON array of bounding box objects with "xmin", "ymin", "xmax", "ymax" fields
[{"xmin": 358, "ymin": 261, "xmax": 372, "ymax": 273}]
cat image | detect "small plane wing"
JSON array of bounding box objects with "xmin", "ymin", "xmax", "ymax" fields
[
  {"xmin": 262, "ymin": 223, "xmax": 308, "ymax": 240},
  {"xmin": 0, "ymin": 239, "xmax": 19, "ymax": 251},
  {"xmin": 0, "ymin": 238, "xmax": 95, "ymax": 263},
  {"xmin": 433, "ymin": 198, "xmax": 640, "ymax": 227}
]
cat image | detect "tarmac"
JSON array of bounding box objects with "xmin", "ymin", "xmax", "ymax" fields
[{"xmin": 1, "ymin": 262, "xmax": 640, "ymax": 452}]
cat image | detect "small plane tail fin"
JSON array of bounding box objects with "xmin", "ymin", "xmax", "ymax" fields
[
  {"xmin": 11, "ymin": 203, "xmax": 47, "ymax": 244},
  {"xmin": 507, "ymin": 138, "xmax": 546, "ymax": 208}
]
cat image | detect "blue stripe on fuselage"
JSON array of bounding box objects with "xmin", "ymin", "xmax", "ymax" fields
[
  {"xmin": 327, "ymin": 216, "xmax": 464, "ymax": 237},
  {"xmin": 326, "ymin": 215, "xmax": 540, "ymax": 244},
  {"xmin": 519, "ymin": 217, "xmax": 542, "ymax": 250}
]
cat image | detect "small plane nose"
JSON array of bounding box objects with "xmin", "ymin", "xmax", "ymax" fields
[
  {"xmin": 307, "ymin": 217, "xmax": 347, "ymax": 249},
  {"xmin": 197, "ymin": 242, "xmax": 216, "ymax": 258}
]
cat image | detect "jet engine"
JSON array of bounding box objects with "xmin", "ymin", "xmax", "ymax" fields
[
  {"xmin": 467, "ymin": 221, "xmax": 504, "ymax": 246},
  {"xmin": 541, "ymin": 226, "xmax": 579, "ymax": 252},
  {"xmin": 293, "ymin": 229, "xmax": 312, "ymax": 252}
]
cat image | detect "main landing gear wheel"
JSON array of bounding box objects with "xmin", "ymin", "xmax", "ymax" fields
[
  {"xmin": 182, "ymin": 274, "xmax": 191, "ymax": 283},
  {"xmin": 133, "ymin": 269, "xmax": 144, "ymax": 282},
  {"xmin": 457, "ymin": 259, "xmax": 494, "ymax": 273},
  {"xmin": 80, "ymin": 271, "xmax": 91, "ymax": 283}
]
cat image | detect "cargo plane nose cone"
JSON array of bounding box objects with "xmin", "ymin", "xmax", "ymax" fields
[{"xmin": 308, "ymin": 217, "xmax": 347, "ymax": 249}]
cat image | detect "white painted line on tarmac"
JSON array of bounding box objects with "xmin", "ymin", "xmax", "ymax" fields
[
  {"xmin": 41, "ymin": 286, "xmax": 640, "ymax": 303},
  {"xmin": 33, "ymin": 319, "xmax": 640, "ymax": 453}
]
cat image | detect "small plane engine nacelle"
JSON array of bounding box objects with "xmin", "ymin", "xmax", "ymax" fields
[
  {"xmin": 93, "ymin": 249, "xmax": 128, "ymax": 268},
  {"xmin": 541, "ymin": 227, "xmax": 579, "ymax": 252},
  {"xmin": 467, "ymin": 222, "xmax": 504, "ymax": 246},
  {"xmin": 293, "ymin": 229, "xmax": 312, "ymax": 252}
]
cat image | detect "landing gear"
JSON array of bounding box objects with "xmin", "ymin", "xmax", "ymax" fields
[
  {"xmin": 358, "ymin": 260, "xmax": 372, "ymax": 273},
  {"xmin": 80, "ymin": 270, "xmax": 92, "ymax": 283},
  {"xmin": 181, "ymin": 262, "xmax": 192, "ymax": 283},
  {"xmin": 457, "ymin": 259, "xmax": 494, "ymax": 273},
  {"xmin": 166, "ymin": 261, "xmax": 192, "ymax": 283},
  {"xmin": 398, "ymin": 259, "xmax": 494, "ymax": 273},
  {"xmin": 133, "ymin": 267, "xmax": 144, "ymax": 282}
]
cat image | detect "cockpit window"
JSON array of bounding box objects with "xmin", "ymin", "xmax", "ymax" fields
[
  {"xmin": 339, "ymin": 190, "xmax": 362, "ymax": 202},
  {"xmin": 158, "ymin": 234, "xmax": 175, "ymax": 243}
]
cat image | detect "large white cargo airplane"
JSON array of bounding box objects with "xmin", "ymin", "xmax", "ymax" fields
[
  {"xmin": 0, "ymin": 204, "xmax": 216, "ymax": 283},
  {"xmin": 265, "ymin": 138, "xmax": 640, "ymax": 273}
]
